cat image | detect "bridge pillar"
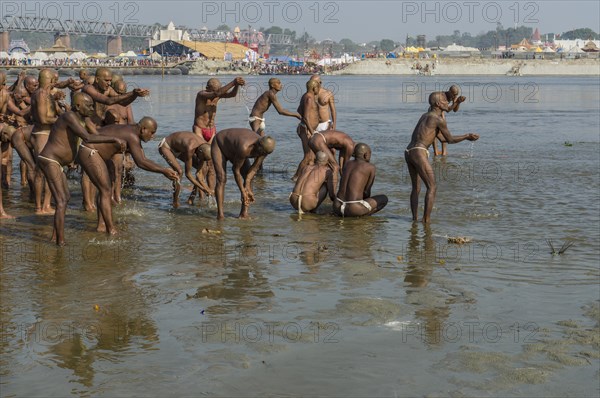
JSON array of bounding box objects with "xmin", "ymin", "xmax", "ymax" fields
[
  {"xmin": 0, "ymin": 31, "xmax": 9, "ymax": 52},
  {"xmin": 54, "ymin": 33, "xmax": 70, "ymax": 48},
  {"xmin": 107, "ymin": 36, "xmax": 122, "ymax": 56}
]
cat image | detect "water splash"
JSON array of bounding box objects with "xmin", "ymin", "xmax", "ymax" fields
[{"xmin": 469, "ymin": 141, "xmax": 475, "ymax": 158}]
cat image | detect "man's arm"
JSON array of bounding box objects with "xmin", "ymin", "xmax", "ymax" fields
[
  {"xmin": 65, "ymin": 113, "xmax": 124, "ymax": 148},
  {"xmin": 184, "ymin": 153, "xmax": 212, "ymax": 194},
  {"xmin": 271, "ymin": 93, "xmax": 301, "ymax": 119},
  {"xmin": 231, "ymin": 159, "xmax": 249, "ymax": 202},
  {"xmin": 326, "ymin": 169, "xmax": 336, "ymax": 201},
  {"xmin": 328, "ymin": 94, "xmax": 337, "ymax": 129},
  {"xmin": 243, "ymin": 155, "xmax": 266, "ymax": 193},
  {"xmin": 127, "ymin": 135, "xmax": 178, "ymax": 179},
  {"xmin": 8, "ymin": 71, "xmax": 25, "ymax": 92},
  {"xmin": 7, "ymin": 96, "xmax": 29, "ymax": 117},
  {"xmin": 52, "ymin": 78, "xmax": 74, "ymax": 89},
  {"xmin": 82, "ymin": 85, "xmax": 139, "ymax": 106},
  {"xmin": 436, "ymin": 117, "xmax": 478, "ymax": 144}
]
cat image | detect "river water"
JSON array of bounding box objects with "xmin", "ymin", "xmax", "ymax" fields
[{"xmin": 1, "ymin": 75, "xmax": 599, "ymax": 397}]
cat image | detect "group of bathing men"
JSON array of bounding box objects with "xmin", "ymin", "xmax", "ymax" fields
[{"xmin": 0, "ymin": 67, "xmax": 478, "ymax": 246}]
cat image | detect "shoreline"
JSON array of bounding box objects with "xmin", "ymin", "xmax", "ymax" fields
[
  {"xmin": 331, "ymin": 58, "xmax": 600, "ymax": 76},
  {"xmin": 2, "ymin": 58, "xmax": 599, "ymax": 77}
]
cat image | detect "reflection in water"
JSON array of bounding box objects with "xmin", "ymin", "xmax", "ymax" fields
[
  {"xmin": 190, "ymin": 226, "xmax": 274, "ymax": 314},
  {"xmin": 405, "ymin": 224, "xmax": 450, "ymax": 346},
  {"xmin": 1, "ymin": 238, "xmax": 159, "ymax": 390}
]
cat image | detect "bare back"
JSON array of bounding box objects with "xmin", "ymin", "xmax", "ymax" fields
[{"xmin": 336, "ymin": 159, "xmax": 375, "ymax": 201}]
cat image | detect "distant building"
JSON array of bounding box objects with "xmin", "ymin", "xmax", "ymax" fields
[{"xmin": 8, "ymin": 39, "xmax": 30, "ymax": 54}]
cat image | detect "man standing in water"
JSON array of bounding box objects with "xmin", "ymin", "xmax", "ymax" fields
[
  {"xmin": 406, "ymin": 92, "xmax": 479, "ymax": 223},
  {"xmin": 292, "ymin": 79, "xmax": 320, "ymax": 181},
  {"xmin": 78, "ymin": 117, "xmax": 179, "ymax": 235},
  {"xmin": 289, "ymin": 151, "xmax": 334, "ymax": 214},
  {"xmin": 333, "ymin": 143, "xmax": 388, "ymax": 217},
  {"xmin": 193, "ymin": 77, "xmax": 245, "ymax": 143},
  {"xmin": 310, "ymin": 75, "xmax": 337, "ymax": 132},
  {"xmin": 211, "ymin": 128, "xmax": 275, "ymax": 220},
  {"xmin": 248, "ymin": 78, "xmax": 301, "ymax": 136},
  {"xmin": 193, "ymin": 76, "xmax": 245, "ymax": 192},
  {"xmin": 37, "ymin": 92, "xmax": 126, "ymax": 246}
]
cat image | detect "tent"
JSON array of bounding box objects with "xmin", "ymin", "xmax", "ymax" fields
[
  {"xmin": 69, "ymin": 51, "xmax": 87, "ymax": 60},
  {"xmin": 582, "ymin": 41, "xmax": 599, "ymax": 53},
  {"xmin": 542, "ymin": 47, "xmax": 555, "ymax": 53},
  {"xmin": 31, "ymin": 52, "xmax": 49, "ymax": 60},
  {"xmin": 567, "ymin": 46, "xmax": 584, "ymax": 54},
  {"xmin": 9, "ymin": 52, "xmax": 26, "ymax": 60},
  {"xmin": 0, "ymin": 51, "xmax": 8, "ymax": 59},
  {"xmin": 124, "ymin": 50, "xmax": 137, "ymax": 57},
  {"xmin": 149, "ymin": 52, "xmax": 162, "ymax": 60},
  {"xmin": 49, "ymin": 52, "xmax": 68, "ymax": 60}
]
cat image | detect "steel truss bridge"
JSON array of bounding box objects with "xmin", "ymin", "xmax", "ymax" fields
[{"xmin": 0, "ymin": 15, "xmax": 293, "ymax": 45}]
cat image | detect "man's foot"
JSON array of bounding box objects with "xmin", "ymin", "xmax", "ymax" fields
[
  {"xmin": 173, "ymin": 201, "xmax": 180, "ymax": 209},
  {"xmin": 83, "ymin": 203, "xmax": 96, "ymax": 212},
  {"xmin": 187, "ymin": 197, "xmax": 195, "ymax": 206},
  {"xmin": 217, "ymin": 214, "xmax": 225, "ymax": 220},
  {"xmin": 0, "ymin": 212, "xmax": 14, "ymax": 219}
]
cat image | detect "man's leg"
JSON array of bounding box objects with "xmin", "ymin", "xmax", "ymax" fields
[
  {"xmin": 405, "ymin": 152, "xmax": 421, "ymax": 222},
  {"xmin": 78, "ymin": 148, "xmax": 117, "ymax": 235},
  {"xmin": 39, "ymin": 158, "xmax": 69, "ymax": 246},
  {"xmin": 211, "ymin": 141, "xmax": 227, "ymax": 220}
]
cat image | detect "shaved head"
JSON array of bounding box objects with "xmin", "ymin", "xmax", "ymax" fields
[
  {"xmin": 259, "ymin": 135, "xmax": 276, "ymax": 154},
  {"xmin": 315, "ymin": 151, "xmax": 328, "ymax": 164},
  {"xmin": 139, "ymin": 116, "xmax": 157, "ymax": 132},
  {"xmin": 196, "ymin": 143, "xmax": 211, "ymax": 160},
  {"xmin": 353, "ymin": 143, "xmax": 371, "ymax": 159}
]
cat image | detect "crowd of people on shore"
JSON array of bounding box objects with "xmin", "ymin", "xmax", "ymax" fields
[{"xmin": 0, "ymin": 66, "xmax": 478, "ymax": 246}]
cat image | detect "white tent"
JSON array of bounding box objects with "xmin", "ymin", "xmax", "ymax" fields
[
  {"xmin": 49, "ymin": 52, "xmax": 69, "ymax": 60},
  {"xmin": 69, "ymin": 51, "xmax": 87, "ymax": 60},
  {"xmin": 150, "ymin": 52, "xmax": 162, "ymax": 60},
  {"xmin": 9, "ymin": 52, "xmax": 26, "ymax": 60},
  {"xmin": 443, "ymin": 43, "xmax": 480, "ymax": 53},
  {"xmin": 542, "ymin": 47, "xmax": 555, "ymax": 53},
  {"xmin": 0, "ymin": 51, "xmax": 9, "ymax": 59},
  {"xmin": 90, "ymin": 52, "xmax": 107, "ymax": 58},
  {"xmin": 124, "ymin": 50, "xmax": 137, "ymax": 57},
  {"xmin": 567, "ymin": 46, "xmax": 584, "ymax": 54},
  {"xmin": 31, "ymin": 51, "xmax": 49, "ymax": 60}
]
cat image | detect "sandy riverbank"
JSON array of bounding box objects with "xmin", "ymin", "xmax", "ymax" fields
[{"xmin": 333, "ymin": 58, "xmax": 600, "ymax": 76}]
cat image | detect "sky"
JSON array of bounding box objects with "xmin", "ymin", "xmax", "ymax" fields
[{"xmin": 7, "ymin": 1, "xmax": 600, "ymax": 43}]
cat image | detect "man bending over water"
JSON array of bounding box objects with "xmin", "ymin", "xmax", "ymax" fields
[{"xmin": 211, "ymin": 128, "xmax": 275, "ymax": 220}]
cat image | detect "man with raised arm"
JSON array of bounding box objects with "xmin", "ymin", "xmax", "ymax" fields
[
  {"xmin": 289, "ymin": 151, "xmax": 335, "ymax": 214},
  {"xmin": 310, "ymin": 75, "xmax": 337, "ymax": 132},
  {"xmin": 405, "ymin": 92, "xmax": 479, "ymax": 223},
  {"xmin": 158, "ymin": 131, "xmax": 213, "ymax": 208},
  {"xmin": 433, "ymin": 84, "xmax": 466, "ymax": 156},
  {"xmin": 36, "ymin": 92, "xmax": 126, "ymax": 246},
  {"xmin": 248, "ymin": 78, "xmax": 301, "ymax": 135},
  {"xmin": 333, "ymin": 143, "xmax": 388, "ymax": 217},
  {"xmin": 192, "ymin": 76, "xmax": 245, "ymax": 192},
  {"xmin": 82, "ymin": 67, "xmax": 149, "ymax": 126},
  {"xmin": 77, "ymin": 117, "xmax": 179, "ymax": 235},
  {"xmin": 211, "ymin": 128, "xmax": 275, "ymax": 220}
]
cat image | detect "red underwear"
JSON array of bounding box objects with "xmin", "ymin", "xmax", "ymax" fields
[{"xmin": 200, "ymin": 126, "xmax": 216, "ymax": 142}]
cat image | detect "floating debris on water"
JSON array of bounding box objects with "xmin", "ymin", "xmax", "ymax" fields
[{"xmin": 447, "ymin": 236, "xmax": 472, "ymax": 244}]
